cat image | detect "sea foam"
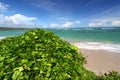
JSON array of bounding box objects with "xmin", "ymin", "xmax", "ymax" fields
[{"xmin": 72, "ymin": 42, "xmax": 120, "ymax": 53}]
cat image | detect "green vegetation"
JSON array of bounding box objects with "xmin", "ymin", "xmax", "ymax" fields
[
  {"xmin": 0, "ymin": 29, "xmax": 120, "ymax": 80},
  {"xmin": 98, "ymin": 71, "xmax": 120, "ymax": 80}
]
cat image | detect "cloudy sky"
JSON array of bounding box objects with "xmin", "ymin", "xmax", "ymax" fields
[{"xmin": 0, "ymin": 0, "xmax": 120, "ymax": 28}]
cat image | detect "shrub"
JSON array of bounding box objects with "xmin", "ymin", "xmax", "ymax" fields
[
  {"xmin": 0, "ymin": 29, "xmax": 96, "ymax": 80},
  {"xmin": 97, "ymin": 71, "xmax": 120, "ymax": 80}
]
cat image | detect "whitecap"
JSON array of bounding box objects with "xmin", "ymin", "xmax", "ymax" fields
[{"xmin": 72, "ymin": 42, "xmax": 120, "ymax": 53}]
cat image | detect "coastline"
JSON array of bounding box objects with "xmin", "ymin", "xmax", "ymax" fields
[
  {"xmin": 78, "ymin": 48, "xmax": 120, "ymax": 75},
  {"xmin": 1, "ymin": 36, "xmax": 120, "ymax": 75}
]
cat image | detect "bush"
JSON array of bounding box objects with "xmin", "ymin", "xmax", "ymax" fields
[
  {"xmin": 97, "ymin": 71, "xmax": 120, "ymax": 80},
  {"xmin": 0, "ymin": 29, "xmax": 96, "ymax": 80}
]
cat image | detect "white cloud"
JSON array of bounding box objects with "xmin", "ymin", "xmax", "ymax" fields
[
  {"xmin": 111, "ymin": 20, "xmax": 120, "ymax": 26},
  {"xmin": 89, "ymin": 18, "xmax": 120, "ymax": 27},
  {"xmin": 89, "ymin": 22, "xmax": 107, "ymax": 27},
  {"xmin": 5, "ymin": 14, "xmax": 37, "ymax": 24},
  {"xmin": 62, "ymin": 21, "xmax": 73, "ymax": 27},
  {"xmin": 50, "ymin": 23, "xmax": 59, "ymax": 28},
  {"xmin": 0, "ymin": 2, "xmax": 9, "ymax": 12},
  {"xmin": 48, "ymin": 20, "xmax": 81, "ymax": 28},
  {"xmin": 75, "ymin": 20, "xmax": 80, "ymax": 24},
  {"xmin": 62, "ymin": 20, "xmax": 80, "ymax": 27},
  {"xmin": 0, "ymin": 14, "xmax": 38, "ymax": 28}
]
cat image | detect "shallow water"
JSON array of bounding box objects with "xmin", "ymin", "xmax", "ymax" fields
[{"xmin": 0, "ymin": 27, "xmax": 120, "ymax": 53}]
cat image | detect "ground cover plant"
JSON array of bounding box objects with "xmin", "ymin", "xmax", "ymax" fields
[{"xmin": 0, "ymin": 29, "xmax": 120, "ymax": 80}]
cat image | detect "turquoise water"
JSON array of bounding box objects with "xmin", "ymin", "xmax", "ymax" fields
[
  {"xmin": 0, "ymin": 30, "xmax": 28, "ymax": 37},
  {"xmin": 47, "ymin": 27, "xmax": 120, "ymax": 44},
  {"xmin": 0, "ymin": 27, "xmax": 120, "ymax": 52}
]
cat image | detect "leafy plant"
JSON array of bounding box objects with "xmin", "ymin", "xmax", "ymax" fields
[
  {"xmin": 97, "ymin": 71, "xmax": 120, "ymax": 80},
  {"xmin": 0, "ymin": 29, "xmax": 96, "ymax": 80}
]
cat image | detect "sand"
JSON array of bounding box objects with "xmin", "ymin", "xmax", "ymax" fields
[{"xmin": 79, "ymin": 49, "xmax": 120, "ymax": 75}]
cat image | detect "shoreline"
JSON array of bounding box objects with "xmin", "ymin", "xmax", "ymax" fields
[
  {"xmin": 71, "ymin": 42, "xmax": 120, "ymax": 53},
  {"xmin": 1, "ymin": 36, "xmax": 120, "ymax": 75},
  {"xmin": 78, "ymin": 48, "xmax": 120, "ymax": 75}
]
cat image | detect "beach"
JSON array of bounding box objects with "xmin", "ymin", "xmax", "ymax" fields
[
  {"xmin": 79, "ymin": 49, "xmax": 120, "ymax": 75},
  {"xmin": 1, "ymin": 28, "xmax": 120, "ymax": 75}
]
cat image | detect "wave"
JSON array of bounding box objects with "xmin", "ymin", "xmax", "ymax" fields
[
  {"xmin": 101, "ymin": 27, "xmax": 120, "ymax": 30},
  {"xmin": 71, "ymin": 28, "xmax": 94, "ymax": 31},
  {"xmin": 71, "ymin": 42, "xmax": 120, "ymax": 53}
]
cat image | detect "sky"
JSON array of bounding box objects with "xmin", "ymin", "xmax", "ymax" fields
[{"xmin": 0, "ymin": 0, "xmax": 120, "ymax": 28}]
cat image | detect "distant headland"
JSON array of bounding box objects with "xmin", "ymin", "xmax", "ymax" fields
[{"xmin": 0, "ymin": 27, "xmax": 34, "ymax": 30}]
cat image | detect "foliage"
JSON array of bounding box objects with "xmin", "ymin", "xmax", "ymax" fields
[
  {"xmin": 97, "ymin": 71, "xmax": 120, "ymax": 80},
  {"xmin": 0, "ymin": 29, "xmax": 97, "ymax": 80}
]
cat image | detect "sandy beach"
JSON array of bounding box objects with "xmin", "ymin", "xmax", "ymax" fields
[{"xmin": 79, "ymin": 49, "xmax": 120, "ymax": 75}]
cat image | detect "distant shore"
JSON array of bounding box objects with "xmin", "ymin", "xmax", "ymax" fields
[
  {"xmin": 0, "ymin": 27, "xmax": 34, "ymax": 30},
  {"xmin": 78, "ymin": 48, "xmax": 120, "ymax": 75}
]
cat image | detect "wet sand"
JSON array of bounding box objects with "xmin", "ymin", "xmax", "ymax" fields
[{"xmin": 79, "ymin": 49, "xmax": 120, "ymax": 75}]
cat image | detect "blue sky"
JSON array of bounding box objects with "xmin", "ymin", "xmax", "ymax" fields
[{"xmin": 0, "ymin": 0, "xmax": 120, "ymax": 28}]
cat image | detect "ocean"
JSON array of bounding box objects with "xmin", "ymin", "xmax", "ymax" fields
[{"xmin": 0, "ymin": 27, "xmax": 120, "ymax": 53}]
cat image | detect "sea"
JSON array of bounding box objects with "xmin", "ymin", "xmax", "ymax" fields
[{"xmin": 0, "ymin": 27, "xmax": 120, "ymax": 53}]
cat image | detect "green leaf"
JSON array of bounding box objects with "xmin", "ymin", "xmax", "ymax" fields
[
  {"xmin": 0, "ymin": 56, "xmax": 5, "ymax": 61},
  {"xmin": 13, "ymin": 67, "xmax": 24, "ymax": 72},
  {"xmin": 33, "ymin": 67, "xmax": 39, "ymax": 70},
  {"xmin": 0, "ymin": 62, "xmax": 3, "ymax": 67},
  {"xmin": 21, "ymin": 59, "xmax": 28, "ymax": 64},
  {"xmin": 12, "ymin": 71, "xmax": 23, "ymax": 80}
]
